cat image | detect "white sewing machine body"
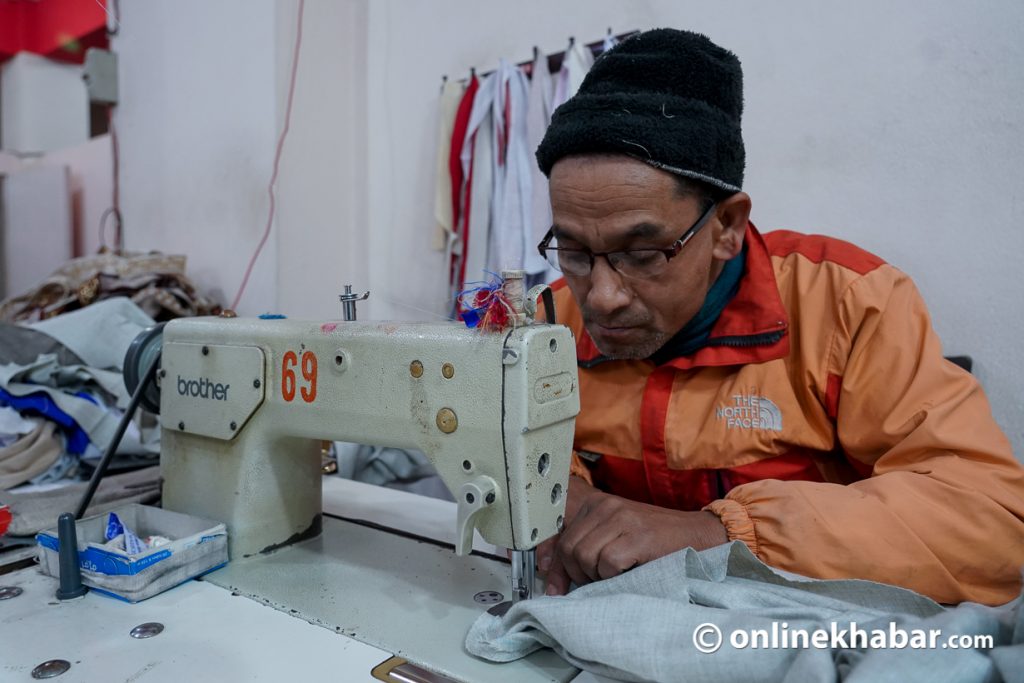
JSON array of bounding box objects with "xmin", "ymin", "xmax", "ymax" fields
[
  {"xmin": 159, "ymin": 316, "xmax": 579, "ymax": 560},
  {"xmin": 4, "ymin": 291, "xmax": 589, "ymax": 682}
]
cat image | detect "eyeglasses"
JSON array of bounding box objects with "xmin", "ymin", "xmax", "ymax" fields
[{"xmin": 537, "ymin": 202, "xmax": 718, "ymax": 280}]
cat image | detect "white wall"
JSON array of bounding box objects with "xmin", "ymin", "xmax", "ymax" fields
[
  {"xmin": 115, "ymin": 0, "xmax": 370, "ymax": 317},
  {"xmin": 0, "ymin": 52, "xmax": 89, "ymax": 154},
  {"xmin": 115, "ymin": 0, "xmax": 1024, "ymax": 454},
  {"xmin": 114, "ymin": 0, "xmax": 279, "ymax": 311},
  {"xmin": 272, "ymin": 0, "xmax": 370, "ymax": 320}
]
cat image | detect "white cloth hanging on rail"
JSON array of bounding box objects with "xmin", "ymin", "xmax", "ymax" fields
[
  {"xmin": 551, "ymin": 40, "xmax": 594, "ymax": 112},
  {"xmin": 441, "ymin": 37, "xmax": 618, "ymax": 300},
  {"xmin": 465, "ymin": 114, "xmax": 494, "ymax": 287},
  {"xmin": 433, "ymin": 80, "xmax": 463, "ymax": 252},
  {"xmin": 526, "ymin": 49, "xmax": 557, "ymax": 281},
  {"xmin": 489, "ymin": 59, "xmax": 539, "ymax": 275},
  {"xmin": 460, "ymin": 72, "xmax": 498, "ymax": 288}
]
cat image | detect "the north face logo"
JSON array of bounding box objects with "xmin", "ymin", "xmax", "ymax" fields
[{"xmin": 716, "ymin": 394, "xmax": 783, "ymax": 432}]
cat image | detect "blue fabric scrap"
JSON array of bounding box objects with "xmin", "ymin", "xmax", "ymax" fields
[{"xmin": 0, "ymin": 388, "xmax": 90, "ymax": 454}]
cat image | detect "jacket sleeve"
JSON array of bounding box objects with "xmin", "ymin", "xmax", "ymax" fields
[{"xmin": 705, "ymin": 266, "xmax": 1024, "ymax": 605}]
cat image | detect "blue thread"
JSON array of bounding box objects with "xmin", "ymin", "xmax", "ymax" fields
[{"xmin": 455, "ymin": 272, "xmax": 505, "ymax": 328}]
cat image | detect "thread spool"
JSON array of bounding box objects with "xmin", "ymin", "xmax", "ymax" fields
[{"xmin": 501, "ymin": 270, "xmax": 526, "ymax": 314}]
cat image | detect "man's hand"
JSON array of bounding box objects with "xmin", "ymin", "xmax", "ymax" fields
[{"xmin": 536, "ymin": 476, "xmax": 728, "ymax": 595}]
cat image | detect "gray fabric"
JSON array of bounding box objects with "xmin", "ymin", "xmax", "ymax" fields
[
  {"xmin": 466, "ymin": 542, "xmax": 1023, "ymax": 683},
  {"xmin": 0, "ymin": 353, "xmax": 129, "ymax": 406},
  {"xmin": 28, "ymin": 297, "xmax": 155, "ymax": 371},
  {"xmin": 0, "ymin": 323, "xmax": 84, "ymax": 367},
  {"xmin": 0, "ymin": 356, "xmax": 123, "ymax": 450},
  {"xmin": 385, "ymin": 474, "xmax": 456, "ymax": 502},
  {"xmin": 0, "ymin": 465, "xmax": 160, "ymax": 536},
  {"xmin": 335, "ymin": 442, "xmax": 454, "ymax": 501},
  {"xmin": 1, "ymin": 357, "xmax": 159, "ymax": 469}
]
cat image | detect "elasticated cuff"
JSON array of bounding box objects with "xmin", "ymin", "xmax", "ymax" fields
[{"xmin": 704, "ymin": 498, "xmax": 758, "ymax": 556}]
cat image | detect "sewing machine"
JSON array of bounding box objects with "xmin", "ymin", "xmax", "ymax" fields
[
  {"xmin": 1, "ymin": 278, "xmax": 588, "ymax": 681},
  {"xmin": 144, "ymin": 275, "xmax": 580, "ymax": 680}
]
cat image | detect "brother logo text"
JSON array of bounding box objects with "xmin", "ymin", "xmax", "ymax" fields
[{"xmin": 177, "ymin": 375, "xmax": 230, "ymax": 401}]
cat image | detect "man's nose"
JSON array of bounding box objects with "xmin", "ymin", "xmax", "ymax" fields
[{"xmin": 585, "ymin": 256, "xmax": 631, "ymax": 316}]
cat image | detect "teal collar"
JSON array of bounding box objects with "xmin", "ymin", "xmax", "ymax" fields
[{"xmin": 648, "ymin": 245, "xmax": 747, "ymax": 365}]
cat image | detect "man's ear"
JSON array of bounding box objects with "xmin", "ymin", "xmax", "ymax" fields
[{"xmin": 711, "ymin": 191, "xmax": 751, "ymax": 261}]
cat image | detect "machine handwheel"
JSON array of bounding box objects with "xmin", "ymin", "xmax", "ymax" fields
[{"xmin": 123, "ymin": 323, "xmax": 165, "ymax": 415}]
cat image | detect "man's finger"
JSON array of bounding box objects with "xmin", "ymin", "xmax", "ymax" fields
[
  {"xmin": 571, "ymin": 519, "xmax": 630, "ymax": 583},
  {"xmin": 535, "ymin": 536, "xmax": 556, "ymax": 573},
  {"xmin": 596, "ymin": 533, "xmax": 644, "ymax": 580},
  {"xmin": 554, "ymin": 495, "xmax": 623, "ymax": 586},
  {"xmin": 544, "ymin": 551, "xmax": 571, "ymax": 596},
  {"xmin": 555, "ymin": 530, "xmax": 590, "ymax": 589}
]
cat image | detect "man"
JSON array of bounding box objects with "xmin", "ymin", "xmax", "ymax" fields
[{"xmin": 532, "ymin": 28, "xmax": 1024, "ymax": 606}]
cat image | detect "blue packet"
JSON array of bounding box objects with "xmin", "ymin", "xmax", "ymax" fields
[{"xmin": 105, "ymin": 512, "xmax": 145, "ymax": 555}]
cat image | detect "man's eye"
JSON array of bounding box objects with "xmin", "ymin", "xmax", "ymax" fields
[
  {"xmin": 617, "ymin": 251, "xmax": 662, "ymax": 268},
  {"xmin": 560, "ymin": 250, "xmax": 590, "ymax": 265}
]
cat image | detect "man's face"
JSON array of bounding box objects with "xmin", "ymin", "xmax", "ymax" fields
[{"xmin": 548, "ymin": 155, "xmax": 721, "ymax": 360}]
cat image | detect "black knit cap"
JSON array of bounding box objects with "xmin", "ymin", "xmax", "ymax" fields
[{"xmin": 536, "ymin": 28, "xmax": 745, "ymax": 192}]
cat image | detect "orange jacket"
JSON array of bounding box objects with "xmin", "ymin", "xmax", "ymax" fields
[{"xmin": 552, "ymin": 223, "xmax": 1024, "ymax": 606}]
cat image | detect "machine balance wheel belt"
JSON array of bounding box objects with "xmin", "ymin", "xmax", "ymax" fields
[
  {"xmin": 124, "ymin": 323, "xmax": 166, "ymax": 415},
  {"xmin": 76, "ymin": 323, "xmax": 165, "ymax": 519}
]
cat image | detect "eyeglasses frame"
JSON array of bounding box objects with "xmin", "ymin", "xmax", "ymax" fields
[{"xmin": 536, "ymin": 201, "xmax": 719, "ymax": 279}]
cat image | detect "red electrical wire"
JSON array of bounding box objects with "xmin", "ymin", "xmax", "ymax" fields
[{"xmin": 230, "ymin": 0, "xmax": 306, "ymax": 312}]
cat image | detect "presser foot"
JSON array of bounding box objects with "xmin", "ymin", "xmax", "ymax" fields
[{"xmin": 487, "ymin": 548, "xmax": 537, "ymax": 617}]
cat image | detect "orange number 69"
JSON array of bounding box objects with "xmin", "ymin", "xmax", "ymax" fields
[{"xmin": 282, "ymin": 350, "xmax": 317, "ymax": 403}]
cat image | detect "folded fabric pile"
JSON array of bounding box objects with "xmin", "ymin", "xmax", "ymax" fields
[
  {"xmin": 0, "ymin": 251, "xmax": 221, "ymax": 540},
  {"xmin": 0, "ymin": 251, "xmax": 219, "ymax": 323},
  {"xmin": 0, "ymin": 298, "xmax": 161, "ymax": 497}
]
